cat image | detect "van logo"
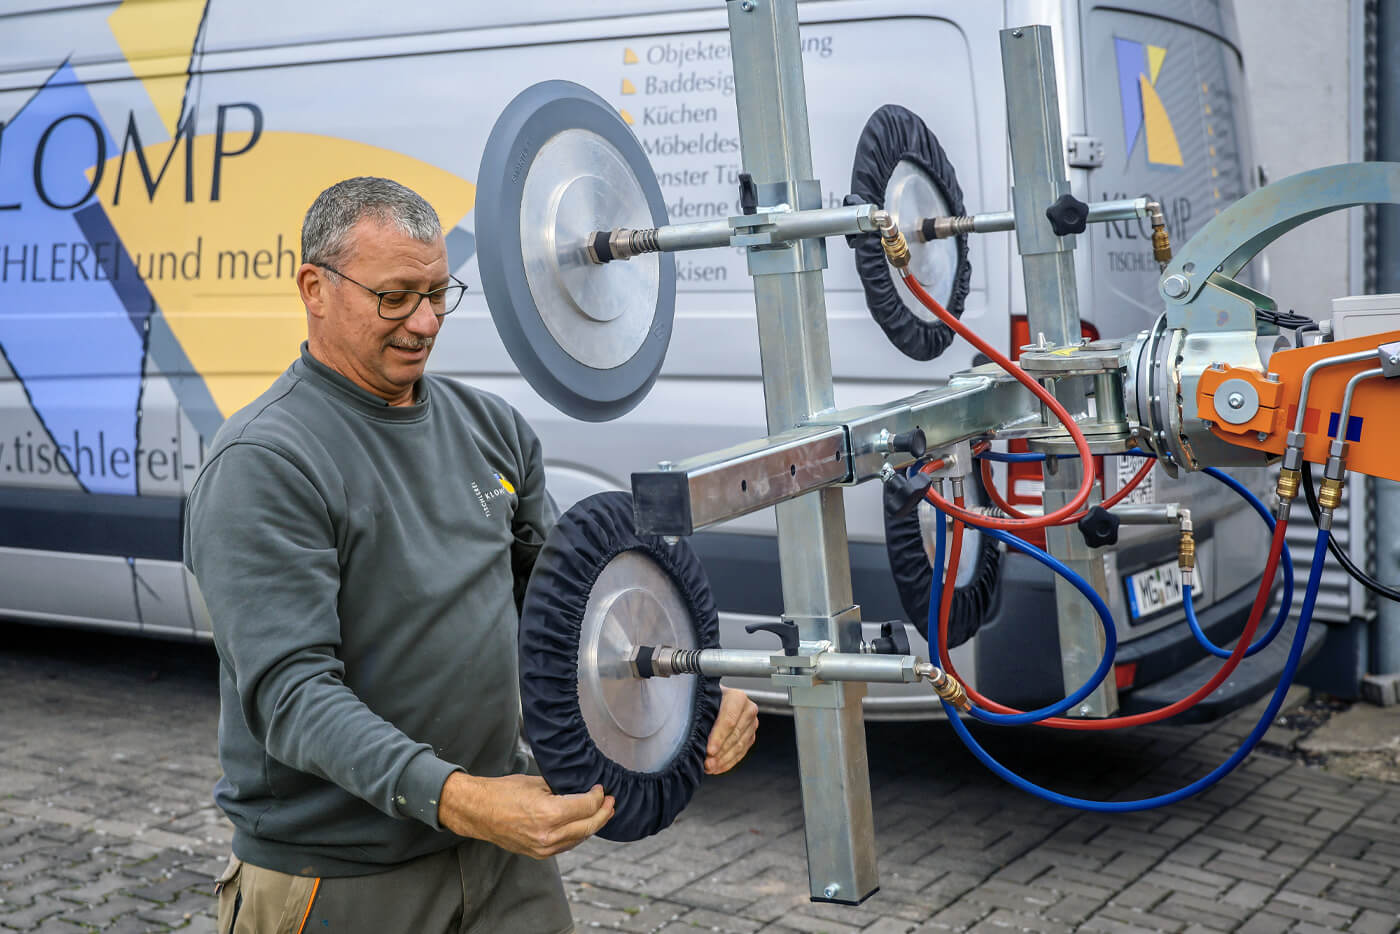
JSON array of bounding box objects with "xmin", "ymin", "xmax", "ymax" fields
[{"xmin": 1114, "ymin": 38, "xmax": 1183, "ymax": 168}]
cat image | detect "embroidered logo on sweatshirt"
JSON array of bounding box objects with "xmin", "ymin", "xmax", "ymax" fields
[{"xmin": 471, "ymin": 472, "xmax": 516, "ymax": 518}]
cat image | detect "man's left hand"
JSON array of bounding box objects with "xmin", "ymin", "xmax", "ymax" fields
[{"xmin": 705, "ymin": 686, "xmax": 759, "ymax": 775}]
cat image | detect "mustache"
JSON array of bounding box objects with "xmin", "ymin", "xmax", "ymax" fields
[{"xmin": 387, "ymin": 336, "xmax": 435, "ymax": 351}]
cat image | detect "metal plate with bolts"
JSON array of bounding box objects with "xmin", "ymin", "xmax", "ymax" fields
[
  {"xmin": 1211, "ymin": 376, "xmax": 1261, "ymax": 424},
  {"xmin": 884, "ymin": 160, "xmax": 958, "ymax": 314},
  {"xmin": 476, "ymin": 81, "xmax": 676, "ymax": 422},
  {"xmin": 578, "ymin": 550, "xmax": 698, "ymax": 773}
]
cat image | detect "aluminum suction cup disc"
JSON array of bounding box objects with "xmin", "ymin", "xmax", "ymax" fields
[
  {"xmin": 477, "ymin": 81, "xmax": 675, "ymax": 422},
  {"xmin": 578, "ymin": 550, "xmax": 697, "ymax": 773},
  {"xmin": 884, "ymin": 159, "xmax": 959, "ymax": 319}
]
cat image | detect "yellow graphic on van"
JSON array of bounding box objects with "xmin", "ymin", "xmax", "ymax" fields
[
  {"xmin": 0, "ymin": 0, "xmax": 483, "ymax": 504},
  {"xmin": 1115, "ymin": 38, "xmax": 1184, "ymax": 168},
  {"xmin": 106, "ymin": 0, "xmax": 208, "ymax": 134},
  {"xmin": 90, "ymin": 131, "xmax": 475, "ymax": 417}
]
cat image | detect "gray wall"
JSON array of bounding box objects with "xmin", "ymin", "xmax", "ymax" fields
[{"xmin": 1234, "ymin": 0, "xmax": 1357, "ymax": 313}]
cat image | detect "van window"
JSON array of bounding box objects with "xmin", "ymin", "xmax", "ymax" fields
[{"xmin": 1083, "ymin": 6, "xmax": 1255, "ymax": 325}]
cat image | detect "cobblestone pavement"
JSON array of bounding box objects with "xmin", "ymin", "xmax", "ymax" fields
[{"xmin": 2, "ymin": 622, "xmax": 1397, "ymax": 933}]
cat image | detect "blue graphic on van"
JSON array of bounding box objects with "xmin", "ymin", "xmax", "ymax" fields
[{"xmin": 0, "ymin": 63, "xmax": 146, "ymax": 495}]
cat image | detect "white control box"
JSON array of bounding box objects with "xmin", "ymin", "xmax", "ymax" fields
[{"xmin": 1330, "ymin": 293, "xmax": 1400, "ymax": 341}]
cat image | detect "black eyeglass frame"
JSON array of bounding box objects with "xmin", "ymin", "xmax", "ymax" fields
[{"xmin": 316, "ymin": 263, "xmax": 468, "ymax": 320}]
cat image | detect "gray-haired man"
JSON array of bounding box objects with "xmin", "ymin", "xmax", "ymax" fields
[{"xmin": 187, "ymin": 177, "xmax": 758, "ymax": 933}]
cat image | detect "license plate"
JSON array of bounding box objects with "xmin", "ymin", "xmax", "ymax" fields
[{"xmin": 1125, "ymin": 559, "xmax": 1206, "ymax": 621}]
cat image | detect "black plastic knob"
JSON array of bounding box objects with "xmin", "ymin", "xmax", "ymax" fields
[
  {"xmin": 871, "ymin": 621, "xmax": 911, "ymax": 656},
  {"xmin": 892, "ymin": 428, "xmax": 927, "ymax": 459},
  {"xmin": 1045, "ymin": 193, "xmax": 1090, "ymax": 236},
  {"xmin": 882, "ymin": 469, "xmax": 934, "ymax": 520},
  {"xmin": 1077, "ymin": 505, "xmax": 1120, "ymax": 548},
  {"xmin": 746, "ymin": 620, "xmax": 799, "ymax": 656},
  {"xmin": 738, "ymin": 172, "xmax": 758, "ymax": 216}
]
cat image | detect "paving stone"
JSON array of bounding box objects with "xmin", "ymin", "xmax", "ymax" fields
[
  {"xmin": 11, "ymin": 627, "xmax": 1400, "ymax": 934},
  {"xmin": 1347, "ymin": 908, "xmax": 1400, "ymax": 934},
  {"xmin": 58, "ymin": 893, "xmax": 152, "ymax": 928},
  {"xmin": 0, "ymin": 894, "xmax": 68, "ymax": 930}
]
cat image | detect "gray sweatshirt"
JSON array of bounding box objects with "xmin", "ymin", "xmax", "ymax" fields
[{"xmin": 185, "ymin": 344, "xmax": 555, "ymax": 877}]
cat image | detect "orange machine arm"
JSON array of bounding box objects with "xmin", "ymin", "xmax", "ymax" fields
[{"xmin": 1197, "ymin": 329, "xmax": 1400, "ymax": 483}]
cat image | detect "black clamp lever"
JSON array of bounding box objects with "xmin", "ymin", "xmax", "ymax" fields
[
  {"xmin": 746, "ymin": 620, "xmax": 799, "ymax": 656},
  {"xmin": 1045, "ymin": 193, "xmax": 1090, "ymax": 237},
  {"xmin": 870, "ymin": 621, "xmax": 911, "ymax": 656},
  {"xmin": 738, "ymin": 172, "xmax": 758, "ymax": 216},
  {"xmin": 882, "ymin": 469, "xmax": 935, "ymax": 520},
  {"xmin": 1077, "ymin": 505, "xmax": 1120, "ymax": 548}
]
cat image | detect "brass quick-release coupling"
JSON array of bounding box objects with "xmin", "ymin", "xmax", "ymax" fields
[
  {"xmin": 1177, "ymin": 509, "xmax": 1196, "ymax": 590},
  {"xmin": 1147, "ymin": 201, "xmax": 1172, "ymax": 268},
  {"xmin": 1317, "ymin": 439, "xmax": 1348, "ymax": 529},
  {"xmin": 916, "ymin": 661, "xmax": 971, "ymax": 712},
  {"xmin": 877, "ymin": 216, "xmax": 912, "ymax": 270},
  {"xmin": 1276, "ymin": 430, "xmax": 1307, "ymax": 520}
]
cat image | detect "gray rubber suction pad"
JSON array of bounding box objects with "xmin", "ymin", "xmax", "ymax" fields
[{"xmin": 476, "ymin": 80, "xmax": 676, "ymax": 422}]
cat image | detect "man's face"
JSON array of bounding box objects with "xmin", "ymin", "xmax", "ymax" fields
[{"xmin": 300, "ymin": 218, "xmax": 449, "ymax": 406}]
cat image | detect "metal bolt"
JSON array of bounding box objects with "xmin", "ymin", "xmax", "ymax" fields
[
  {"xmin": 1012, "ymin": 28, "xmax": 1023, "ymax": 37},
  {"xmin": 657, "ymin": 460, "xmax": 673, "ymax": 471},
  {"xmin": 662, "ymin": 535, "xmax": 680, "ymax": 546},
  {"xmin": 1227, "ymin": 392, "xmax": 1246, "ymax": 409},
  {"xmin": 1390, "ymin": 354, "xmax": 1399, "ymax": 366},
  {"xmin": 740, "ymin": 0, "xmax": 754, "ymax": 9},
  {"xmin": 1257, "ymin": 431, "xmax": 1269, "ymax": 442},
  {"xmin": 1162, "ymin": 274, "xmax": 1190, "ymax": 298},
  {"xmin": 823, "ymin": 884, "xmax": 840, "ymax": 899}
]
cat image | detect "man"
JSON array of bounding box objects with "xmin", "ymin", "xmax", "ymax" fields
[{"xmin": 186, "ymin": 177, "xmax": 758, "ymax": 933}]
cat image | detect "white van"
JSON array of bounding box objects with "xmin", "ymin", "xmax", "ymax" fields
[{"xmin": 0, "ymin": 0, "xmax": 1300, "ymax": 717}]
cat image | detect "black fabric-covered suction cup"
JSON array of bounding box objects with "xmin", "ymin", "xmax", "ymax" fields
[
  {"xmin": 519, "ymin": 492, "xmax": 721, "ymax": 842},
  {"xmin": 883, "ymin": 470, "xmax": 1001, "ymax": 647},
  {"xmin": 849, "ymin": 104, "xmax": 973, "ymax": 361}
]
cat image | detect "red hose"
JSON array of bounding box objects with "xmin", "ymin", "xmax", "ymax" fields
[
  {"xmin": 978, "ymin": 454, "xmax": 1156, "ymax": 525},
  {"xmin": 900, "ymin": 270, "xmax": 1097, "ymax": 531},
  {"xmin": 937, "ymin": 496, "xmax": 1292, "ymax": 730}
]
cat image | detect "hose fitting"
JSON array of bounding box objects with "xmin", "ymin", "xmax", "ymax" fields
[
  {"xmin": 1276, "ymin": 431, "xmax": 1305, "ymax": 519},
  {"xmin": 1177, "ymin": 510, "xmax": 1195, "ymax": 590},
  {"xmin": 586, "ymin": 227, "xmax": 660, "ymax": 264},
  {"xmin": 917, "ymin": 662, "xmax": 970, "ymax": 712},
  {"xmin": 1318, "ymin": 439, "xmax": 1347, "ymax": 523},
  {"xmin": 1317, "ymin": 476, "xmax": 1344, "ymax": 513},
  {"xmin": 881, "ymin": 223, "xmax": 911, "ymax": 270},
  {"xmin": 1147, "ymin": 201, "xmax": 1171, "ymax": 268}
]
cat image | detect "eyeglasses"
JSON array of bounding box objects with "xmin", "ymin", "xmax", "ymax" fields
[{"xmin": 316, "ymin": 263, "xmax": 468, "ymax": 320}]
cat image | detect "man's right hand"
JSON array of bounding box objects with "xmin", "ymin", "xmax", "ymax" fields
[{"xmin": 437, "ymin": 772, "xmax": 614, "ymax": 860}]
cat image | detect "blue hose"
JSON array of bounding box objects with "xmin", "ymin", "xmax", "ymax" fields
[
  {"xmin": 929, "ymin": 508, "xmax": 1117, "ymax": 726},
  {"xmin": 974, "ymin": 448, "xmax": 1158, "ymax": 463},
  {"xmin": 1184, "ymin": 467, "xmax": 1295, "ymax": 658},
  {"xmin": 972, "ymin": 446, "xmax": 1296, "ymax": 658},
  {"xmin": 975, "ymin": 450, "xmax": 1062, "ymax": 463},
  {"xmin": 940, "ymin": 530, "xmax": 1330, "ymax": 812}
]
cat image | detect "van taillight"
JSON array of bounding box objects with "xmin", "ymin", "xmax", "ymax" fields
[
  {"xmin": 1115, "ymin": 663, "xmax": 1138, "ymax": 690},
  {"xmin": 1001, "ymin": 316, "xmax": 1102, "ymax": 548}
]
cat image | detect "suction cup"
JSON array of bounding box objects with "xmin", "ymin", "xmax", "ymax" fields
[
  {"xmin": 477, "ymin": 81, "xmax": 676, "ymax": 422},
  {"xmin": 518, "ymin": 492, "xmax": 720, "ymax": 842},
  {"xmin": 884, "ymin": 160, "xmax": 960, "ymax": 316},
  {"xmin": 849, "ymin": 104, "xmax": 972, "ymax": 361}
]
